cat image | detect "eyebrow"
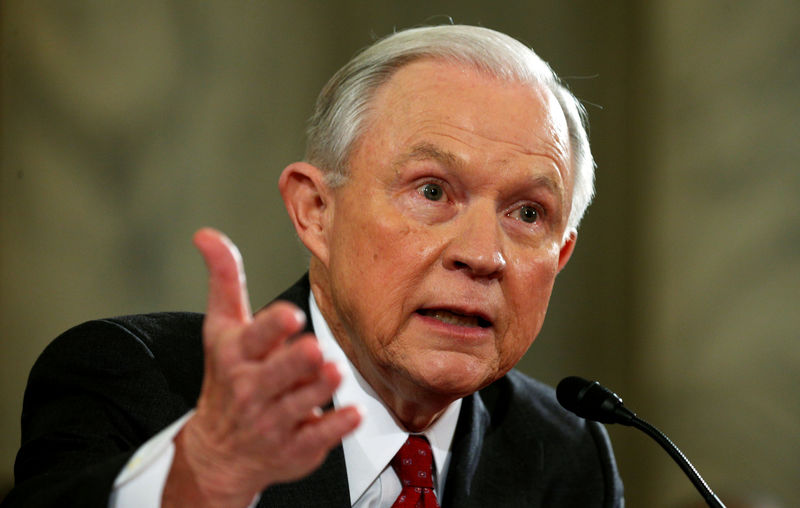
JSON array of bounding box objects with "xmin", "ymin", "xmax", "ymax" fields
[
  {"xmin": 399, "ymin": 141, "xmax": 561, "ymax": 183},
  {"xmin": 393, "ymin": 142, "xmax": 465, "ymax": 171}
]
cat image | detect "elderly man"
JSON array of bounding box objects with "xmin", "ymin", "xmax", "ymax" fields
[{"xmin": 4, "ymin": 25, "xmax": 623, "ymax": 507}]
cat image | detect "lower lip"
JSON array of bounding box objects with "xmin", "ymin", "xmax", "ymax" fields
[{"xmin": 412, "ymin": 312, "xmax": 493, "ymax": 342}]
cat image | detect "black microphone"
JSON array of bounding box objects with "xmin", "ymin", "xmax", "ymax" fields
[{"xmin": 557, "ymin": 376, "xmax": 726, "ymax": 508}]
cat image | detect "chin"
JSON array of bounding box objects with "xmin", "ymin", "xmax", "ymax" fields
[{"xmin": 407, "ymin": 351, "xmax": 499, "ymax": 399}]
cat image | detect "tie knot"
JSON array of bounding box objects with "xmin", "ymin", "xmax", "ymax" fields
[{"xmin": 391, "ymin": 435, "xmax": 435, "ymax": 490}]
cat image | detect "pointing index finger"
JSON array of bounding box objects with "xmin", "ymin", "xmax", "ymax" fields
[{"xmin": 194, "ymin": 228, "xmax": 252, "ymax": 323}]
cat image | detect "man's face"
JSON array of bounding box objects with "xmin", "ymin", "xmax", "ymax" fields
[{"xmin": 318, "ymin": 59, "xmax": 575, "ymax": 418}]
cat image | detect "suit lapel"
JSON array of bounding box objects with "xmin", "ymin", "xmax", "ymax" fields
[
  {"xmin": 270, "ymin": 273, "xmax": 315, "ymax": 335},
  {"xmin": 441, "ymin": 390, "xmax": 490, "ymax": 507},
  {"xmin": 256, "ymin": 274, "xmax": 351, "ymax": 506}
]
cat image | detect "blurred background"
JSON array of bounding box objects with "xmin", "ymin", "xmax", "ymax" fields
[{"xmin": 1, "ymin": 1, "xmax": 798, "ymax": 506}]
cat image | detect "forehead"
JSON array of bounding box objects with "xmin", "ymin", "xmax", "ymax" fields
[{"xmin": 358, "ymin": 58, "xmax": 572, "ymax": 180}]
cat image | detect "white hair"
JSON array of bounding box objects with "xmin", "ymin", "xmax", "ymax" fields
[{"xmin": 305, "ymin": 25, "xmax": 595, "ymax": 233}]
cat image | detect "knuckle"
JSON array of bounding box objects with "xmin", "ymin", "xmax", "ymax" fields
[
  {"xmin": 230, "ymin": 376, "xmax": 256, "ymax": 411},
  {"xmin": 297, "ymin": 422, "xmax": 336, "ymax": 451},
  {"xmin": 277, "ymin": 393, "xmax": 309, "ymax": 420},
  {"xmin": 291, "ymin": 339, "xmax": 324, "ymax": 372}
]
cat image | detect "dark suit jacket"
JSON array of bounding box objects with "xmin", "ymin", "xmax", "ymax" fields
[{"xmin": 3, "ymin": 275, "xmax": 623, "ymax": 507}]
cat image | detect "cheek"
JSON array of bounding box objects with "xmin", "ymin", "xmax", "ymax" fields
[
  {"xmin": 500, "ymin": 248, "xmax": 562, "ymax": 360},
  {"xmin": 361, "ymin": 223, "xmax": 435, "ymax": 323},
  {"xmin": 510, "ymin": 241, "xmax": 562, "ymax": 296},
  {"xmin": 330, "ymin": 213, "xmax": 434, "ymax": 343}
]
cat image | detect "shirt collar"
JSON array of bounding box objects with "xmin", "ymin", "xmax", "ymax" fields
[{"xmin": 309, "ymin": 292, "xmax": 461, "ymax": 504}]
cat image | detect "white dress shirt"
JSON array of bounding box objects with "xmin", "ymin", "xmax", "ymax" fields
[{"xmin": 109, "ymin": 292, "xmax": 462, "ymax": 507}]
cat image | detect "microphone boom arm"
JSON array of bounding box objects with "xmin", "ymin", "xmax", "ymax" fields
[
  {"xmin": 625, "ymin": 414, "xmax": 726, "ymax": 508},
  {"xmin": 556, "ymin": 376, "xmax": 726, "ymax": 508}
]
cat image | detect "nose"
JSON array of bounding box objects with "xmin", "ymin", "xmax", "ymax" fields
[{"xmin": 442, "ymin": 204, "xmax": 507, "ymax": 279}]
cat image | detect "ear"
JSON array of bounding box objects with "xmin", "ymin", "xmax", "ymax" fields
[
  {"xmin": 556, "ymin": 229, "xmax": 577, "ymax": 273},
  {"xmin": 278, "ymin": 162, "xmax": 333, "ymax": 266}
]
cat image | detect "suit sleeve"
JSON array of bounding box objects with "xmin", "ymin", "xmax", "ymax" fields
[{"xmin": 2, "ymin": 315, "xmax": 202, "ymax": 507}]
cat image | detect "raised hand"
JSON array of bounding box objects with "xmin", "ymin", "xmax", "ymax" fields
[{"xmin": 162, "ymin": 228, "xmax": 361, "ymax": 508}]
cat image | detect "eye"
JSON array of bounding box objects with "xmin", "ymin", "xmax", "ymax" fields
[
  {"xmin": 510, "ymin": 204, "xmax": 540, "ymax": 224},
  {"xmin": 519, "ymin": 205, "xmax": 538, "ymax": 223},
  {"xmin": 419, "ymin": 182, "xmax": 445, "ymax": 201}
]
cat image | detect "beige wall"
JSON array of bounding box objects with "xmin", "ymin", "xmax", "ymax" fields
[
  {"xmin": 2, "ymin": 2, "xmax": 797, "ymax": 506},
  {"xmin": 633, "ymin": 3, "xmax": 799, "ymax": 507}
]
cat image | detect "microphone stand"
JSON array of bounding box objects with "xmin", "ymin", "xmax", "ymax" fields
[
  {"xmin": 556, "ymin": 377, "xmax": 727, "ymax": 508},
  {"xmin": 624, "ymin": 414, "xmax": 726, "ymax": 508}
]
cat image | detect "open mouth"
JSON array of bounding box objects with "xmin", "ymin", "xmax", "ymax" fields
[{"xmin": 417, "ymin": 309, "xmax": 492, "ymax": 328}]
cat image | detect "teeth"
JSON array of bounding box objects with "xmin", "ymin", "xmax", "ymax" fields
[{"xmin": 423, "ymin": 310, "xmax": 481, "ymax": 328}]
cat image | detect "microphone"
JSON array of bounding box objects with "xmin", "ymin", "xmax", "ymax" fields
[{"xmin": 557, "ymin": 376, "xmax": 726, "ymax": 508}]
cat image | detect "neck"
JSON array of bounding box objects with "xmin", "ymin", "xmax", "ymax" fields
[{"xmin": 380, "ymin": 390, "xmax": 452, "ymax": 433}]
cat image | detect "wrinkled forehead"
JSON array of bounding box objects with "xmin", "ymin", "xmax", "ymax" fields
[{"xmin": 362, "ymin": 58, "xmax": 572, "ymax": 177}]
